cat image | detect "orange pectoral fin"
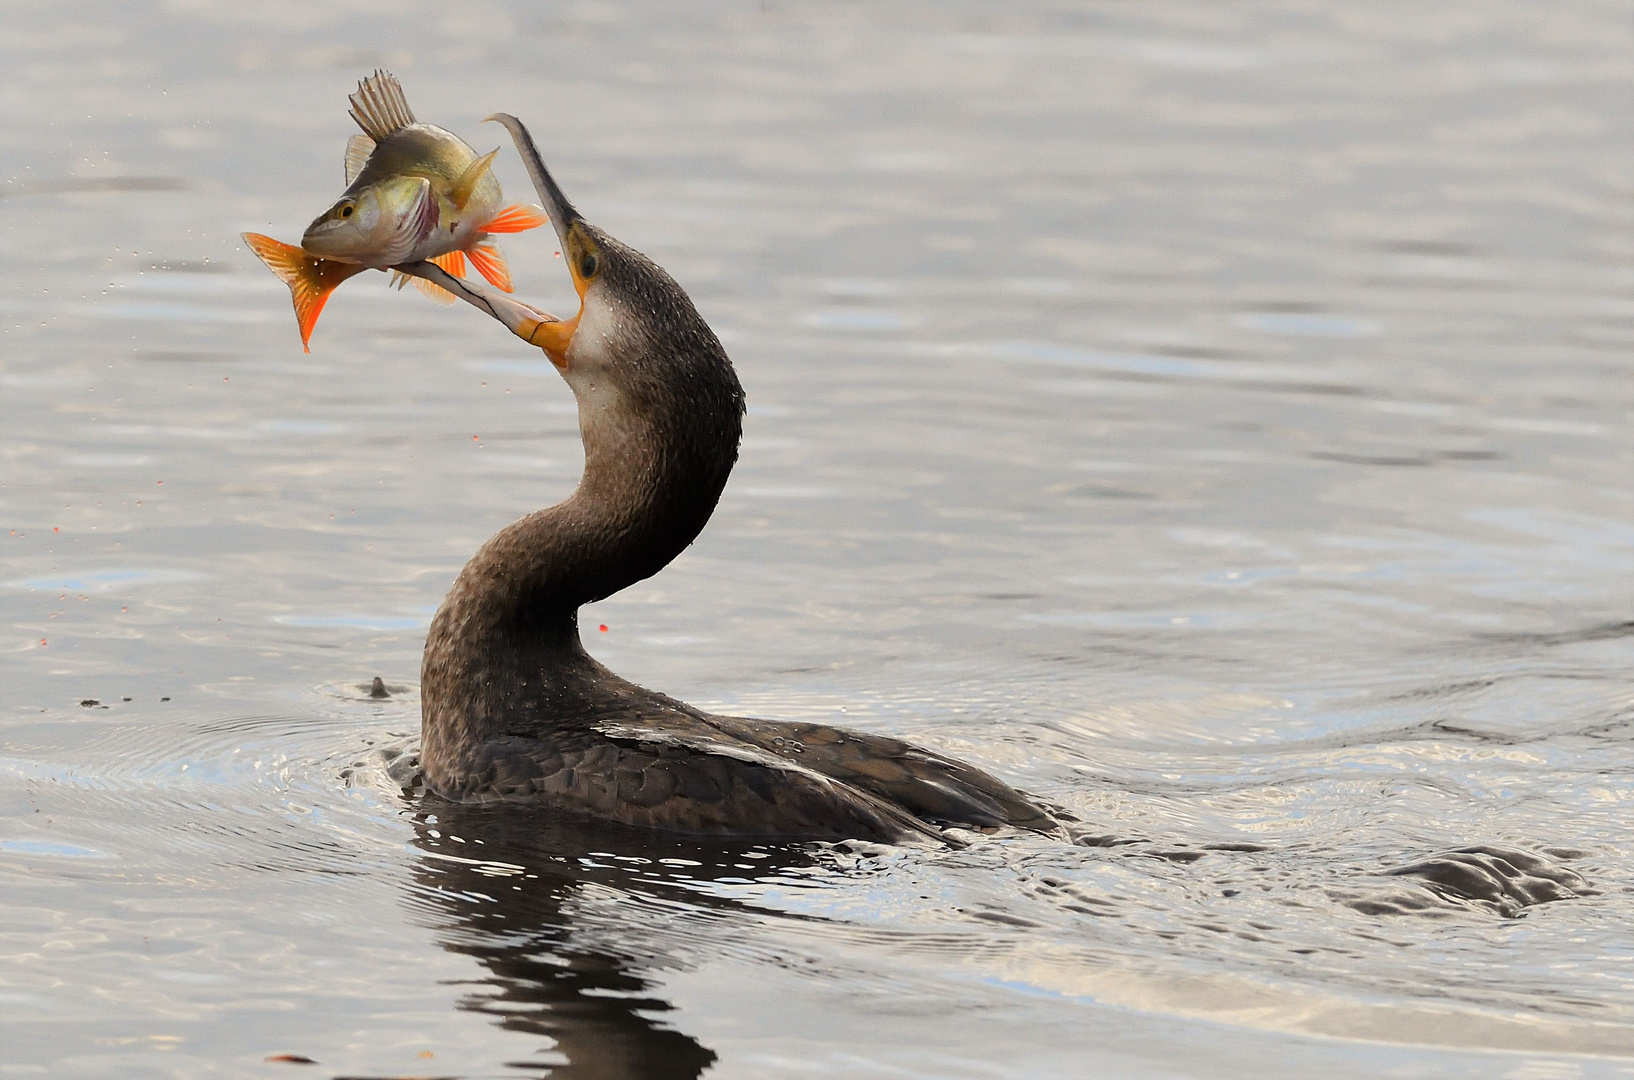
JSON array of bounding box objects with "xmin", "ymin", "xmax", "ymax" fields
[
  {"xmin": 242, "ymin": 232, "xmax": 367, "ymax": 352},
  {"xmin": 480, "ymin": 203, "xmax": 547, "ymax": 234},
  {"xmin": 466, "ymin": 241, "xmax": 513, "ymax": 293}
]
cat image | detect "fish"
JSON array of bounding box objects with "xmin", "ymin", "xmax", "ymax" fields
[{"xmin": 242, "ymin": 70, "xmax": 548, "ymax": 351}]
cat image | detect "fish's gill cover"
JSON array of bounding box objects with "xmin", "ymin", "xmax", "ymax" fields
[{"xmin": 348, "ymin": 70, "xmax": 416, "ymax": 141}]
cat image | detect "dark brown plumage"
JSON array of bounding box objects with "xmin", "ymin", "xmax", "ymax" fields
[{"xmin": 400, "ymin": 114, "xmax": 1059, "ymax": 843}]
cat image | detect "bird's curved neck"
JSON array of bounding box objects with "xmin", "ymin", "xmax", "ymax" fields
[
  {"xmin": 421, "ymin": 335, "xmax": 743, "ymax": 747},
  {"xmin": 452, "ymin": 395, "xmax": 734, "ymax": 621}
]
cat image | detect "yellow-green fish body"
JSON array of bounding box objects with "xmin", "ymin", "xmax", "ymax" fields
[
  {"xmin": 245, "ymin": 71, "xmax": 545, "ymax": 350},
  {"xmin": 302, "ymin": 71, "xmax": 543, "ymax": 288}
]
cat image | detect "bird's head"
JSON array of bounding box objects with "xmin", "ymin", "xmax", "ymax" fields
[
  {"xmin": 393, "ymin": 114, "xmax": 736, "ymax": 431},
  {"xmin": 482, "ymin": 114, "xmax": 626, "ymax": 376},
  {"xmin": 472, "ymin": 113, "xmax": 733, "ymax": 428}
]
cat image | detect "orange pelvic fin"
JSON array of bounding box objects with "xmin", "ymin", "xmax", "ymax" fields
[
  {"xmin": 406, "ymin": 250, "xmax": 464, "ymax": 304},
  {"xmin": 480, "ymin": 203, "xmax": 547, "ymax": 234},
  {"xmin": 466, "ymin": 241, "xmax": 513, "ymax": 293},
  {"xmin": 433, "ymin": 249, "xmax": 466, "ymax": 279},
  {"xmin": 242, "ymin": 232, "xmax": 367, "ymax": 352}
]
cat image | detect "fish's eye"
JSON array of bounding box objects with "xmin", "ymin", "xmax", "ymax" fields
[
  {"xmin": 579, "ymin": 252, "xmax": 598, "ymax": 278},
  {"xmin": 338, "ymin": 203, "xmax": 355, "ymax": 219}
]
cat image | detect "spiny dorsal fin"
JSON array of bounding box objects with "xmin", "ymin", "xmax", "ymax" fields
[
  {"xmin": 448, "ymin": 148, "xmax": 499, "ymax": 210},
  {"xmin": 348, "ymin": 70, "xmax": 416, "ymax": 141},
  {"xmin": 343, "ymin": 134, "xmax": 375, "ymax": 185}
]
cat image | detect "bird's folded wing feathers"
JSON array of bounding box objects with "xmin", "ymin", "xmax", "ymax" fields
[
  {"xmin": 470, "ymin": 726, "xmax": 943, "ymax": 842},
  {"xmin": 703, "ymin": 715, "xmax": 1063, "ymax": 835}
]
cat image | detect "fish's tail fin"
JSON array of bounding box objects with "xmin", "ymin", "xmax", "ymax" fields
[
  {"xmin": 348, "ymin": 70, "xmax": 416, "ymax": 141},
  {"xmin": 466, "ymin": 241, "xmax": 513, "ymax": 292},
  {"xmin": 242, "ymin": 233, "xmax": 367, "ymax": 352},
  {"xmin": 479, "ymin": 203, "xmax": 548, "ymax": 235}
]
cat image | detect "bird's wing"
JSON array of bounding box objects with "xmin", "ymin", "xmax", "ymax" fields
[
  {"xmin": 701, "ymin": 715, "xmax": 1063, "ymax": 835},
  {"xmin": 461, "ymin": 729, "xmax": 944, "ymax": 843}
]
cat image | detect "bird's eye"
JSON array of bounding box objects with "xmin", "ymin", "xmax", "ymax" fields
[
  {"xmin": 339, "ymin": 204, "xmax": 355, "ymax": 219},
  {"xmin": 580, "ymin": 252, "xmax": 598, "ymax": 278}
]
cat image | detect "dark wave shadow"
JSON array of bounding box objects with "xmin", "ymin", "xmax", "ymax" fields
[
  {"xmin": 1328, "ymin": 844, "xmax": 1593, "ymax": 919},
  {"xmin": 405, "ymin": 801, "xmax": 827, "ymax": 1079}
]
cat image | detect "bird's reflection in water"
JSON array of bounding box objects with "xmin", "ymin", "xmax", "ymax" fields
[{"xmin": 407, "ymin": 801, "xmax": 825, "ymax": 1078}]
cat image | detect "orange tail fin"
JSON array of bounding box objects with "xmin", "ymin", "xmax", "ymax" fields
[
  {"xmin": 480, "ymin": 203, "xmax": 547, "ymax": 234},
  {"xmin": 466, "ymin": 241, "xmax": 513, "ymax": 292},
  {"xmin": 242, "ymin": 233, "xmax": 367, "ymax": 352}
]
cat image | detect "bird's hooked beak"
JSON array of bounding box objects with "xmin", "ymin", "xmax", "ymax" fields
[
  {"xmin": 482, "ymin": 112, "xmax": 597, "ymax": 369},
  {"xmin": 393, "ymin": 115, "xmax": 599, "ymax": 370}
]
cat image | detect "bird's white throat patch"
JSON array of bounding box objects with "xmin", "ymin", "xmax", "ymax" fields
[{"xmin": 564, "ymin": 297, "xmax": 646, "ymax": 456}]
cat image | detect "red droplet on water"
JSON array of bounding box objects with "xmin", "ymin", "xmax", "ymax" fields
[{"xmin": 599, "ymin": 624, "xmax": 608, "ymax": 633}]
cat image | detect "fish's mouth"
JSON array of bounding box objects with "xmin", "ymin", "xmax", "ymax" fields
[
  {"xmin": 300, "ymin": 217, "xmax": 363, "ymax": 262},
  {"xmin": 302, "ymin": 177, "xmax": 438, "ymax": 267}
]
